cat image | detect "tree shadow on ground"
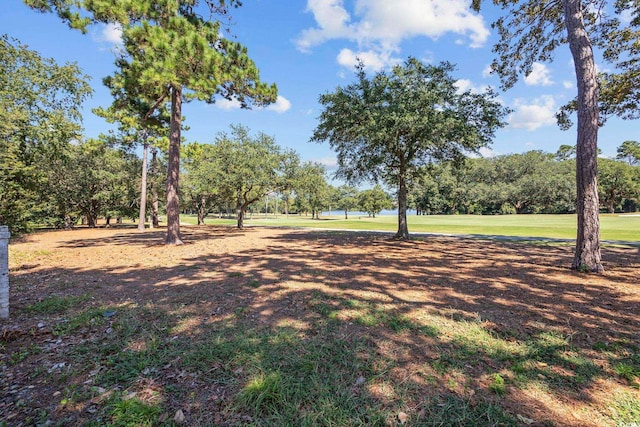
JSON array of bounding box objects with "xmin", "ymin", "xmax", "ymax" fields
[{"xmin": 3, "ymin": 226, "xmax": 639, "ymax": 426}]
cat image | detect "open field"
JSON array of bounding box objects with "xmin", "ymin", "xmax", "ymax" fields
[
  {"xmin": 183, "ymin": 213, "xmax": 640, "ymax": 242},
  {"xmin": 2, "ymin": 226, "xmax": 640, "ymax": 426}
]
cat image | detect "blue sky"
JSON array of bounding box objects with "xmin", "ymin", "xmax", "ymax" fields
[{"xmin": 3, "ymin": 0, "xmax": 639, "ymax": 171}]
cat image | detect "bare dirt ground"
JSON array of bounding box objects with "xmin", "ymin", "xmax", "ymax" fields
[{"xmin": 2, "ymin": 225, "xmax": 639, "ymax": 426}]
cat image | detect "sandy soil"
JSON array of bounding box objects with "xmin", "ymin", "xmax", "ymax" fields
[{"xmin": 2, "ymin": 225, "xmax": 639, "ymax": 426}]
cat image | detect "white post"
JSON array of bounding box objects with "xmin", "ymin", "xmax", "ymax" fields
[{"xmin": 0, "ymin": 226, "xmax": 10, "ymax": 319}]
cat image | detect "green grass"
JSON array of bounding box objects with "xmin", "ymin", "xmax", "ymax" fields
[
  {"xmin": 609, "ymin": 392, "xmax": 640, "ymax": 425},
  {"xmin": 25, "ymin": 294, "xmax": 92, "ymax": 315},
  {"xmin": 489, "ymin": 373, "xmax": 506, "ymax": 395},
  {"xmin": 106, "ymin": 395, "xmax": 162, "ymax": 427},
  {"xmin": 181, "ymin": 213, "xmax": 640, "ymax": 242},
  {"xmin": 9, "ymin": 297, "xmax": 638, "ymax": 426}
]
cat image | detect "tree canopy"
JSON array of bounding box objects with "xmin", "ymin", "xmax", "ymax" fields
[
  {"xmin": 184, "ymin": 126, "xmax": 299, "ymax": 229},
  {"xmin": 0, "ymin": 34, "xmax": 92, "ymax": 233},
  {"xmin": 25, "ymin": 0, "xmax": 278, "ymax": 244},
  {"xmin": 616, "ymin": 140, "xmax": 640, "ymax": 166},
  {"xmin": 311, "ymin": 58, "xmax": 508, "ymax": 239}
]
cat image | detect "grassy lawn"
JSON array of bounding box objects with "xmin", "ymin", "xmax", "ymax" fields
[{"xmin": 183, "ymin": 213, "xmax": 640, "ymax": 242}]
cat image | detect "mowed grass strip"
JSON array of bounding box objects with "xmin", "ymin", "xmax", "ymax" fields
[{"xmin": 183, "ymin": 213, "xmax": 640, "ymax": 241}]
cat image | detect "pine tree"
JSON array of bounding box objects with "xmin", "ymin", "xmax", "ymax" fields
[{"xmin": 26, "ymin": 0, "xmax": 278, "ymax": 244}]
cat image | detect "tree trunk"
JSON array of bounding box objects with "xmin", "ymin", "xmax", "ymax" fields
[
  {"xmin": 138, "ymin": 139, "xmax": 148, "ymax": 231},
  {"xmin": 396, "ymin": 175, "xmax": 409, "ymax": 239},
  {"xmin": 151, "ymin": 196, "xmax": 159, "ymax": 228},
  {"xmin": 344, "ymin": 210, "xmax": 348, "ymax": 220},
  {"xmin": 165, "ymin": 86, "xmax": 183, "ymax": 245},
  {"xmin": 237, "ymin": 206, "xmax": 245, "ymax": 229},
  {"xmin": 0, "ymin": 226, "xmax": 9, "ymax": 319},
  {"xmin": 87, "ymin": 202, "xmax": 98, "ymax": 228},
  {"xmin": 563, "ymin": 0, "xmax": 603, "ymax": 272},
  {"xmin": 149, "ymin": 147, "xmax": 159, "ymax": 229},
  {"xmin": 237, "ymin": 191, "xmax": 245, "ymax": 229},
  {"xmin": 198, "ymin": 195, "xmax": 207, "ymax": 225}
]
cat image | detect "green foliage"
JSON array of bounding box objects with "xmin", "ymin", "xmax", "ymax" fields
[
  {"xmin": 184, "ymin": 125, "xmax": 300, "ymax": 228},
  {"xmin": 237, "ymin": 371, "xmax": 284, "ymax": 414},
  {"xmin": 357, "ymin": 185, "xmax": 393, "ymax": 218},
  {"xmin": 411, "ymin": 152, "xmax": 580, "ymax": 216},
  {"xmin": 596, "ymin": 3, "xmax": 640, "ymax": 123},
  {"xmin": 555, "ymin": 144, "xmax": 576, "ymax": 161},
  {"xmin": 417, "ymin": 395, "xmax": 517, "ymax": 426},
  {"xmin": 292, "ymin": 161, "xmax": 330, "ymax": 219},
  {"xmin": 609, "ymin": 392, "xmax": 640, "ymax": 425},
  {"xmin": 0, "ymin": 34, "xmax": 91, "ymax": 232},
  {"xmin": 51, "ymin": 307, "xmax": 106, "ymax": 336},
  {"xmin": 617, "ymin": 140, "xmax": 640, "ymax": 166},
  {"xmin": 615, "ymin": 363, "xmax": 639, "ymax": 384},
  {"xmin": 9, "ymin": 344, "xmax": 41, "ymax": 365},
  {"xmin": 312, "ymin": 57, "xmax": 508, "ymax": 238},
  {"xmin": 332, "ymin": 185, "xmax": 359, "ymax": 219},
  {"xmin": 182, "ymin": 142, "xmax": 226, "ymax": 224},
  {"xmin": 45, "ymin": 138, "xmax": 141, "ymax": 226},
  {"xmin": 598, "ymin": 157, "xmax": 639, "ymax": 213},
  {"xmin": 25, "ymin": 0, "xmax": 277, "ymax": 243}
]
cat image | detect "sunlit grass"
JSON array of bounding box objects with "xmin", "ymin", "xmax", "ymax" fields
[
  {"xmin": 9, "ymin": 290, "xmax": 638, "ymax": 426},
  {"xmin": 181, "ymin": 213, "xmax": 640, "ymax": 241}
]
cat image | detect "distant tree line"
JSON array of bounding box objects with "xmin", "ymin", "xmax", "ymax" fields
[{"xmin": 410, "ymin": 145, "xmax": 640, "ymax": 216}]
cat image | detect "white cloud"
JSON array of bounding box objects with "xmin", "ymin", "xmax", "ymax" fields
[
  {"xmin": 468, "ymin": 146, "xmax": 498, "ymax": 158},
  {"xmin": 482, "ymin": 64, "xmax": 493, "ymax": 78},
  {"xmin": 478, "ymin": 147, "xmax": 497, "ymax": 158},
  {"xmin": 508, "ymin": 96, "xmax": 557, "ymax": 131},
  {"xmin": 296, "ymin": 0, "xmax": 490, "ymax": 69},
  {"xmin": 216, "ymin": 98, "xmax": 242, "ymax": 110},
  {"xmin": 454, "ymin": 79, "xmax": 489, "ymax": 94},
  {"xmin": 316, "ymin": 156, "xmax": 339, "ymax": 170},
  {"xmin": 216, "ymin": 96, "xmax": 292, "ymax": 113},
  {"xmin": 266, "ymin": 96, "xmax": 292, "ymax": 113},
  {"xmin": 336, "ymin": 47, "xmax": 401, "ymax": 72},
  {"xmin": 454, "ymin": 79, "xmax": 474, "ymax": 93},
  {"xmin": 562, "ymin": 80, "xmax": 574, "ymax": 89},
  {"xmin": 297, "ymin": 0, "xmax": 353, "ymax": 52},
  {"xmin": 95, "ymin": 23, "xmax": 123, "ymax": 45},
  {"xmin": 524, "ymin": 62, "xmax": 553, "ymax": 86}
]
